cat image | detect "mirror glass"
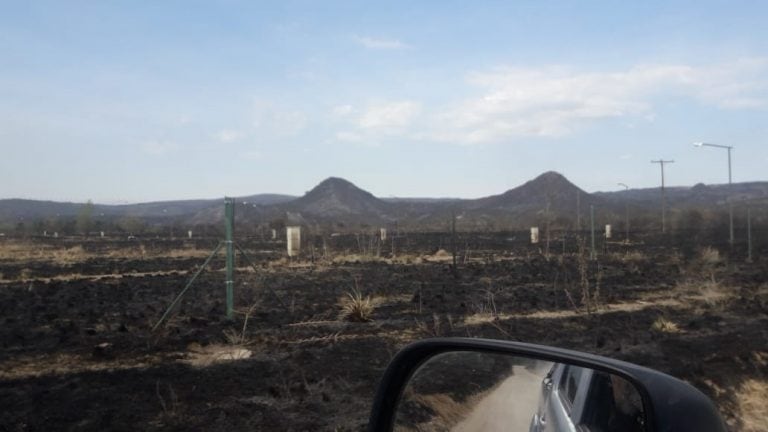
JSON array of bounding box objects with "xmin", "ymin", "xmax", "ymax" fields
[{"xmin": 394, "ymin": 351, "xmax": 646, "ymax": 432}]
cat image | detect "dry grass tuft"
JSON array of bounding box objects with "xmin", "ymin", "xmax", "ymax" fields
[
  {"xmin": 331, "ymin": 254, "xmax": 386, "ymax": 264},
  {"xmin": 19, "ymin": 269, "xmax": 32, "ymax": 280},
  {"xmin": 686, "ymin": 246, "xmax": 725, "ymax": 283},
  {"xmin": 697, "ymin": 281, "xmax": 730, "ymax": 307},
  {"xmin": 464, "ymin": 313, "xmax": 504, "ymax": 326},
  {"xmin": 699, "ymin": 246, "xmax": 722, "ymax": 265},
  {"xmin": 610, "ymin": 250, "xmax": 646, "ymax": 262},
  {"xmin": 0, "ymin": 243, "xmax": 88, "ymax": 264},
  {"xmin": 0, "ymin": 241, "xmax": 209, "ymax": 265},
  {"xmin": 650, "ymin": 316, "xmax": 681, "ymax": 333},
  {"xmin": 738, "ymin": 379, "xmax": 768, "ymax": 432},
  {"xmin": 222, "ymin": 303, "xmax": 259, "ymax": 345},
  {"xmin": 675, "ymin": 280, "xmax": 731, "ymax": 308},
  {"xmin": 478, "ymin": 276, "xmax": 493, "ymax": 285},
  {"xmin": 339, "ymin": 288, "xmax": 374, "ymax": 322}
]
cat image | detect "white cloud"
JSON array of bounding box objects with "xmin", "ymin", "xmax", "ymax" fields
[
  {"xmin": 428, "ymin": 58, "xmax": 768, "ymax": 144},
  {"xmin": 330, "ymin": 101, "xmax": 420, "ymax": 145},
  {"xmin": 619, "ymin": 154, "xmax": 633, "ymax": 160},
  {"xmin": 214, "ymin": 129, "xmax": 244, "ymax": 143},
  {"xmin": 354, "ymin": 36, "xmax": 411, "ymax": 50},
  {"xmin": 272, "ymin": 110, "xmax": 307, "ymax": 136},
  {"xmin": 359, "ymin": 101, "xmax": 421, "ymax": 130},
  {"xmin": 335, "ymin": 131, "xmax": 363, "ymax": 142},
  {"xmin": 141, "ymin": 140, "xmax": 178, "ymax": 156},
  {"xmin": 240, "ymin": 150, "xmax": 261, "ymax": 160},
  {"xmin": 251, "ymin": 100, "xmax": 307, "ymax": 137},
  {"xmin": 332, "ymin": 104, "xmax": 355, "ymax": 117},
  {"xmin": 330, "ymin": 59, "xmax": 767, "ymax": 146}
]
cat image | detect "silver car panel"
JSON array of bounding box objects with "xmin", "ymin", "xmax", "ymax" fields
[{"xmin": 532, "ymin": 364, "xmax": 596, "ymax": 432}]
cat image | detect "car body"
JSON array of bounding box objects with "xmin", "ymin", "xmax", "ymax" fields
[{"xmin": 530, "ymin": 363, "xmax": 644, "ymax": 432}]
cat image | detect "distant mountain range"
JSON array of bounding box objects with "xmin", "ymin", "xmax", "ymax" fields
[{"xmin": 2, "ymin": 171, "xmax": 767, "ymax": 231}]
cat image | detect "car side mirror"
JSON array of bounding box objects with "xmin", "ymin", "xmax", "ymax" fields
[{"xmin": 368, "ymin": 338, "xmax": 727, "ymax": 432}]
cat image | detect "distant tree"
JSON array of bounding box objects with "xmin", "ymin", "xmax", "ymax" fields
[
  {"xmin": 269, "ymin": 219, "xmax": 286, "ymax": 230},
  {"xmin": 116, "ymin": 216, "xmax": 145, "ymax": 235},
  {"xmin": 44, "ymin": 216, "xmax": 61, "ymax": 233},
  {"xmin": 629, "ymin": 214, "xmax": 653, "ymax": 232},
  {"xmin": 59, "ymin": 218, "xmax": 77, "ymax": 235},
  {"xmin": 15, "ymin": 221, "xmax": 26, "ymax": 237},
  {"xmin": 76, "ymin": 200, "xmax": 94, "ymax": 236},
  {"xmin": 32, "ymin": 219, "xmax": 46, "ymax": 236}
]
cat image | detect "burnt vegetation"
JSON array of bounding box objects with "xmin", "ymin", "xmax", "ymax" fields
[{"xmin": 1, "ymin": 172, "xmax": 767, "ymax": 431}]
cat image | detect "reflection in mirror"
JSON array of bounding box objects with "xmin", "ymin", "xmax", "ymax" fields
[{"xmin": 394, "ymin": 351, "xmax": 645, "ymax": 432}]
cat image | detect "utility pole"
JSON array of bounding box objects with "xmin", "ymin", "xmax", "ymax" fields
[
  {"xmin": 618, "ymin": 183, "xmax": 630, "ymax": 244},
  {"xmin": 728, "ymin": 147, "xmax": 733, "ymax": 246},
  {"xmin": 651, "ymin": 160, "xmax": 674, "ymax": 234}
]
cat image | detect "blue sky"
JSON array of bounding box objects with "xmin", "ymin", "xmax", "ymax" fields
[{"xmin": 1, "ymin": 1, "xmax": 767, "ymax": 203}]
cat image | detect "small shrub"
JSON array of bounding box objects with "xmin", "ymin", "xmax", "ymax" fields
[
  {"xmin": 478, "ymin": 276, "xmax": 493, "ymax": 285},
  {"xmin": 688, "ymin": 247, "xmax": 725, "ymax": 283},
  {"xmin": 222, "ymin": 328, "xmax": 247, "ymax": 345},
  {"xmin": 699, "ymin": 247, "xmax": 721, "ymax": 265},
  {"xmin": 415, "ymin": 313, "xmax": 444, "ymax": 337},
  {"xmin": 339, "ymin": 288, "xmax": 374, "ymax": 322},
  {"xmin": 19, "ymin": 268, "xmax": 32, "ymax": 280},
  {"xmin": 222, "ymin": 303, "xmax": 258, "ymax": 345},
  {"xmin": 155, "ymin": 381, "xmax": 180, "ymax": 425},
  {"xmin": 698, "ymin": 281, "xmax": 729, "ymax": 307},
  {"xmin": 651, "ymin": 316, "xmax": 680, "ymax": 333}
]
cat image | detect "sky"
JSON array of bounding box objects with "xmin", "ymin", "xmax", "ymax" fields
[{"xmin": 1, "ymin": 0, "xmax": 768, "ymax": 203}]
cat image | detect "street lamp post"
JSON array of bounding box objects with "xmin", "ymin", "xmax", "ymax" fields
[
  {"xmin": 618, "ymin": 183, "xmax": 629, "ymax": 243},
  {"xmin": 694, "ymin": 142, "xmax": 734, "ymax": 246}
]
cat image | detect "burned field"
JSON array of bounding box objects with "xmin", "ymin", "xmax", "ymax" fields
[{"xmin": 1, "ymin": 234, "xmax": 767, "ymax": 431}]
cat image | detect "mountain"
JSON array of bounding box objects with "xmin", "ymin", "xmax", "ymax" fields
[
  {"xmin": 237, "ymin": 194, "xmax": 297, "ymax": 206},
  {"xmin": 0, "ymin": 199, "xmax": 93, "ymax": 222},
  {"xmin": 284, "ymin": 177, "xmax": 393, "ymax": 220},
  {"xmin": 470, "ymin": 171, "xmax": 602, "ymax": 213},
  {"xmin": 3, "ymin": 172, "xmax": 768, "ymax": 231},
  {"xmin": 0, "ymin": 194, "xmax": 297, "ymax": 223},
  {"xmin": 595, "ymin": 181, "xmax": 768, "ymax": 207}
]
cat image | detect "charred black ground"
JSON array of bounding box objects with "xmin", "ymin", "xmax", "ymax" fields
[{"xmin": 0, "ymin": 233, "xmax": 766, "ymax": 431}]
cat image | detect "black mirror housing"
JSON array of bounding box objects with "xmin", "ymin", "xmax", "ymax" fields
[{"xmin": 368, "ymin": 338, "xmax": 727, "ymax": 432}]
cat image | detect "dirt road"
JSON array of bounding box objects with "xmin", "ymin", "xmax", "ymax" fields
[{"xmin": 453, "ymin": 362, "xmax": 552, "ymax": 432}]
